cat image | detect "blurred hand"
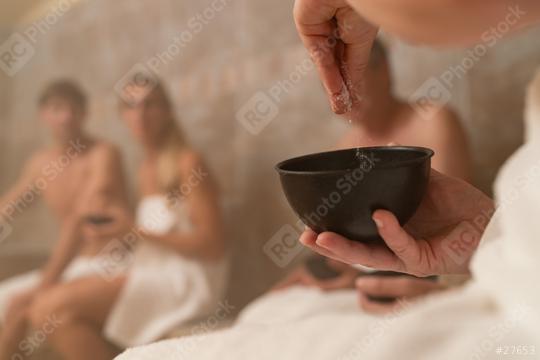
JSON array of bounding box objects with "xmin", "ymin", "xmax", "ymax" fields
[
  {"xmin": 300, "ymin": 169, "xmax": 495, "ymax": 276},
  {"xmin": 355, "ymin": 275, "xmax": 445, "ymax": 314},
  {"xmin": 81, "ymin": 205, "xmax": 134, "ymax": 243},
  {"xmin": 293, "ymin": 0, "xmax": 378, "ymax": 115},
  {"xmin": 272, "ymin": 258, "xmax": 359, "ymax": 292}
]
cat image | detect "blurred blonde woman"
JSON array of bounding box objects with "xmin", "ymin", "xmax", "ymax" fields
[{"xmin": 26, "ymin": 76, "xmax": 229, "ymax": 360}]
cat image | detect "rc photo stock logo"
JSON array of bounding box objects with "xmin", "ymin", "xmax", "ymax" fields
[
  {"xmin": 93, "ymin": 228, "xmax": 141, "ymax": 281},
  {"xmin": 236, "ymin": 91, "xmax": 280, "ymax": 135},
  {"xmin": 409, "ymin": 5, "xmax": 526, "ymax": 121},
  {"xmin": 0, "ymin": 33, "xmax": 36, "ymax": 77},
  {"xmin": 236, "ymin": 55, "xmax": 315, "ymax": 135},
  {"xmin": 264, "ymin": 221, "xmax": 305, "ymax": 268},
  {"xmin": 0, "ymin": 216, "xmax": 14, "ymax": 244},
  {"xmin": 410, "ymin": 77, "xmax": 452, "ymax": 121},
  {"xmin": 114, "ymin": 64, "xmax": 159, "ymax": 106},
  {"xmin": 0, "ymin": 0, "xmax": 80, "ymax": 77}
]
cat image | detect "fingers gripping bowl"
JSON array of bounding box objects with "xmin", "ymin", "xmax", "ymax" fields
[{"xmin": 275, "ymin": 147, "xmax": 434, "ymax": 244}]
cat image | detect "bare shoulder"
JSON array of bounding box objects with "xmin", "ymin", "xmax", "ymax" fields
[
  {"xmin": 422, "ymin": 105, "xmax": 463, "ymax": 132},
  {"xmin": 410, "ymin": 104, "xmax": 466, "ymax": 142},
  {"xmin": 410, "ymin": 104, "xmax": 471, "ymax": 180},
  {"xmin": 177, "ymin": 149, "xmax": 206, "ymax": 176},
  {"xmin": 176, "ymin": 149, "xmax": 216, "ymax": 191},
  {"xmin": 24, "ymin": 149, "xmax": 55, "ymax": 175}
]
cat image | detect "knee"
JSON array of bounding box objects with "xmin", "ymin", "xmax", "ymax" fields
[
  {"xmin": 4, "ymin": 297, "xmax": 31, "ymax": 325},
  {"xmin": 28, "ymin": 289, "xmax": 69, "ymax": 332}
]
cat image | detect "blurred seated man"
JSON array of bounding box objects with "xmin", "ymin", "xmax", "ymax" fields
[
  {"xmin": 337, "ymin": 39, "xmax": 471, "ymax": 180},
  {"xmin": 0, "ymin": 80, "xmax": 131, "ymax": 360},
  {"xmin": 273, "ymin": 39, "xmax": 472, "ymax": 313}
]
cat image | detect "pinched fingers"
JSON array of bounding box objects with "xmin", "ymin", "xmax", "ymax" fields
[{"xmin": 293, "ymin": 0, "xmax": 376, "ymax": 114}]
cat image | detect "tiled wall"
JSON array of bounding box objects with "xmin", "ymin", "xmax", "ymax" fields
[{"xmin": 2, "ymin": 0, "xmax": 540, "ymax": 307}]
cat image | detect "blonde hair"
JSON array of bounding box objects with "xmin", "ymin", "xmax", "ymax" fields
[
  {"xmin": 152, "ymin": 82, "xmax": 188, "ymax": 192},
  {"xmin": 121, "ymin": 75, "xmax": 188, "ymax": 192},
  {"xmin": 157, "ymin": 118, "xmax": 187, "ymax": 192}
]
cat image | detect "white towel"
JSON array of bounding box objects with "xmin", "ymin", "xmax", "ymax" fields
[
  {"xmin": 0, "ymin": 256, "xmax": 120, "ymax": 324},
  {"xmin": 117, "ymin": 69, "xmax": 540, "ymax": 360},
  {"xmin": 104, "ymin": 195, "xmax": 229, "ymax": 348}
]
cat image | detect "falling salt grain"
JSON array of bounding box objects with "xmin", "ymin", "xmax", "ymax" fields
[{"xmin": 336, "ymin": 84, "xmax": 353, "ymax": 113}]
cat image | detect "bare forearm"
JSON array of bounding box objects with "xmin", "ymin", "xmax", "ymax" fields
[
  {"xmin": 39, "ymin": 218, "xmax": 83, "ymax": 287},
  {"xmin": 0, "ymin": 158, "xmax": 42, "ymax": 221},
  {"xmin": 0, "ymin": 185, "xmax": 39, "ymax": 222},
  {"xmin": 347, "ymin": 0, "xmax": 540, "ymax": 45}
]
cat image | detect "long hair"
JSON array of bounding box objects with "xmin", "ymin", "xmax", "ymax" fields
[
  {"xmin": 152, "ymin": 81, "xmax": 188, "ymax": 192},
  {"xmin": 121, "ymin": 75, "xmax": 188, "ymax": 192}
]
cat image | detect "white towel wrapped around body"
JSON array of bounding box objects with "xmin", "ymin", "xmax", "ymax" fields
[
  {"xmin": 1, "ymin": 194, "xmax": 229, "ymax": 350},
  {"xmin": 0, "ymin": 256, "xmax": 123, "ymax": 324},
  {"xmin": 104, "ymin": 195, "xmax": 229, "ymax": 348}
]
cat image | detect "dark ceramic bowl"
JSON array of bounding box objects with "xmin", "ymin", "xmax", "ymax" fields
[{"xmin": 275, "ymin": 146, "xmax": 434, "ymax": 244}]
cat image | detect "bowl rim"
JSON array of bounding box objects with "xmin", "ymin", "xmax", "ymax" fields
[{"xmin": 275, "ymin": 146, "xmax": 434, "ymax": 176}]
